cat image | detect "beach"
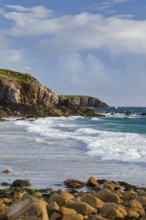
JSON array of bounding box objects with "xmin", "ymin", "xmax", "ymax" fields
[
  {"xmin": 1, "ymin": 107, "xmax": 146, "ymax": 219},
  {"xmin": 1, "ymin": 107, "xmax": 146, "ymax": 189},
  {"xmin": 1, "ymin": 176, "xmax": 146, "ymax": 219}
]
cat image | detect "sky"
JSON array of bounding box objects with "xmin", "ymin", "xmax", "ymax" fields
[{"xmin": 0, "ymin": 0, "xmax": 146, "ymax": 106}]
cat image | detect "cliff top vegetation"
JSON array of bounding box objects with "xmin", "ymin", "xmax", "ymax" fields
[{"xmin": 0, "ymin": 69, "xmax": 37, "ymax": 83}]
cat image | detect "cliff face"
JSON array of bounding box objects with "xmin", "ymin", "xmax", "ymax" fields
[
  {"xmin": 58, "ymin": 95, "xmax": 108, "ymax": 108},
  {"xmin": 0, "ymin": 69, "xmax": 108, "ymax": 118},
  {"xmin": 0, "ymin": 69, "xmax": 58, "ymax": 107}
]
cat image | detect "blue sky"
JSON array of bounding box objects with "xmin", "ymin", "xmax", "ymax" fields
[{"xmin": 0, "ymin": 0, "xmax": 146, "ymax": 106}]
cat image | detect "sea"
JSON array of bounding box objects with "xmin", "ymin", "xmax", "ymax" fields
[{"xmin": 0, "ymin": 107, "xmax": 146, "ymax": 189}]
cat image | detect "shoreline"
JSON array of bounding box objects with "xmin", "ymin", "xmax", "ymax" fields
[
  {"xmin": 1, "ymin": 176, "xmax": 146, "ymax": 219},
  {"xmin": 1, "ymin": 157, "xmax": 146, "ymax": 190}
]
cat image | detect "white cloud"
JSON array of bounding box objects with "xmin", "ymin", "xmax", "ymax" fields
[
  {"xmin": 57, "ymin": 54, "xmax": 109, "ymax": 85},
  {"xmin": 6, "ymin": 5, "xmax": 54, "ymax": 17},
  {"xmin": 0, "ymin": 48, "xmax": 26, "ymax": 67},
  {"xmin": 112, "ymin": 0, "xmax": 133, "ymax": 4},
  {"xmin": 2, "ymin": 5, "xmax": 60, "ymax": 36},
  {"xmin": 43, "ymin": 53, "xmax": 146, "ymax": 106},
  {"xmin": 0, "ymin": 36, "xmax": 8, "ymax": 48},
  {"xmin": 0, "ymin": 4, "xmax": 146, "ymax": 106},
  {"xmin": 25, "ymin": 65, "xmax": 31, "ymax": 70},
  {"xmin": 2, "ymin": 49, "xmax": 25, "ymax": 63},
  {"xmin": 38, "ymin": 13, "xmax": 146, "ymax": 55},
  {"xmin": 83, "ymin": 0, "xmax": 133, "ymax": 11},
  {"xmin": 1, "ymin": 5, "xmax": 146, "ymax": 55},
  {"xmin": 0, "ymin": 36, "xmax": 27, "ymax": 68}
]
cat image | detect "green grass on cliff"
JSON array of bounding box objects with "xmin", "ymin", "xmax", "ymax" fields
[
  {"xmin": 0, "ymin": 69, "xmax": 37, "ymax": 83},
  {"xmin": 61, "ymin": 95, "xmax": 95, "ymax": 99}
]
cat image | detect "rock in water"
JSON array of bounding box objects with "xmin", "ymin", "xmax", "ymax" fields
[
  {"xmin": 64, "ymin": 178, "xmax": 86, "ymax": 188},
  {"xmin": 11, "ymin": 179, "xmax": 31, "ymax": 187},
  {"xmin": 2, "ymin": 170, "xmax": 10, "ymax": 174}
]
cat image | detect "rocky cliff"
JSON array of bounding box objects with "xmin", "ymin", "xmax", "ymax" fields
[
  {"xmin": 0, "ymin": 69, "xmax": 58, "ymax": 107},
  {"xmin": 0, "ymin": 69, "xmax": 108, "ymax": 118},
  {"xmin": 58, "ymin": 95, "xmax": 108, "ymax": 108}
]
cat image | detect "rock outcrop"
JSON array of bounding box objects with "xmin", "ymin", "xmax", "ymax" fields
[
  {"xmin": 0, "ymin": 69, "xmax": 58, "ymax": 107},
  {"xmin": 0, "ymin": 69, "xmax": 108, "ymax": 118},
  {"xmin": 58, "ymin": 95, "xmax": 108, "ymax": 108}
]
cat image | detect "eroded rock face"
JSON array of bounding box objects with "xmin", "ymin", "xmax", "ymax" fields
[
  {"xmin": 0, "ymin": 69, "xmax": 58, "ymax": 107},
  {"xmin": 58, "ymin": 95, "xmax": 109, "ymax": 108},
  {"xmin": 0, "ymin": 69, "xmax": 108, "ymax": 117}
]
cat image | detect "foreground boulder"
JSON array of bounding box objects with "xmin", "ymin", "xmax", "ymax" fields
[
  {"xmin": 2, "ymin": 177, "xmax": 146, "ymax": 219},
  {"xmin": 67, "ymin": 201, "xmax": 97, "ymax": 215},
  {"xmin": 59, "ymin": 207, "xmax": 77, "ymax": 215},
  {"xmin": 48, "ymin": 194, "xmax": 70, "ymax": 207},
  {"xmin": 100, "ymin": 202, "xmax": 127, "ymax": 218},
  {"xmin": 95, "ymin": 188, "xmax": 121, "ymax": 204},
  {"xmin": 80, "ymin": 193, "xmax": 104, "ymax": 209},
  {"xmin": 128, "ymin": 199, "xmax": 145, "ymax": 216},
  {"xmin": 7, "ymin": 196, "xmax": 49, "ymax": 220}
]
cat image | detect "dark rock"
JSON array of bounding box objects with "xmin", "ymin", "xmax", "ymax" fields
[
  {"xmin": 64, "ymin": 179, "xmax": 86, "ymax": 189},
  {"xmin": 97, "ymin": 179, "xmax": 106, "ymax": 185},
  {"xmin": 91, "ymin": 186, "xmax": 100, "ymax": 192},
  {"xmin": 16, "ymin": 117, "xmax": 26, "ymax": 121},
  {"xmin": 124, "ymin": 111, "xmax": 132, "ymax": 116},
  {"xmin": 0, "ymin": 214, "xmax": 8, "ymax": 220},
  {"xmin": 118, "ymin": 181, "xmax": 138, "ymax": 191},
  {"xmin": 11, "ymin": 179, "xmax": 31, "ymax": 188},
  {"xmin": 50, "ymin": 212, "xmax": 61, "ymax": 220},
  {"xmin": 0, "ymin": 118, "xmax": 7, "ymax": 122},
  {"xmin": 1, "ymin": 182, "xmax": 10, "ymax": 187},
  {"xmin": 0, "ymin": 189, "xmax": 11, "ymax": 198},
  {"xmin": 141, "ymin": 113, "xmax": 146, "ymax": 116}
]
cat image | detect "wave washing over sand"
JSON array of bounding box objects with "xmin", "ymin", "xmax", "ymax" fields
[{"xmin": 0, "ymin": 107, "xmax": 146, "ymax": 188}]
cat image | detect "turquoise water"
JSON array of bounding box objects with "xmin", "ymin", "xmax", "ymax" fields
[
  {"xmin": 96, "ymin": 107, "xmax": 146, "ymax": 134},
  {"xmin": 0, "ymin": 107, "xmax": 146, "ymax": 188}
]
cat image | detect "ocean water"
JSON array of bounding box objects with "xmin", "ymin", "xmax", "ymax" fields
[{"xmin": 0, "ymin": 107, "xmax": 146, "ymax": 188}]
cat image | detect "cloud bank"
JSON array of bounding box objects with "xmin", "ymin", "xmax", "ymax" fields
[
  {"xmin": 1, "ymin": 5, "xmax": 146, "ymax": 55},
  {"xmin": 0, "ymin": 4, "xmax": 145, "ymax": 106}
]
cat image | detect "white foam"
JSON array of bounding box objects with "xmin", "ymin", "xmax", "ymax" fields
[
  {"xmin": 14, "ymin": 117, "xmax": 146, "ymax": 163},
  {"xmin": 75, "ymin": 128, "xmax": 99, "ymax": 135},
  {"xmin": 85, "ymin": 132, "xmax": 145, "ymax": 161}
]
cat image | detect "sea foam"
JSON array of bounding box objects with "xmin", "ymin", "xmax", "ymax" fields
[{"xmin": 15, "ymin": 116, "xmax": 146, "ymax": 163}]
